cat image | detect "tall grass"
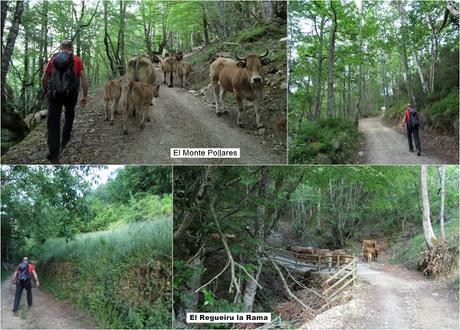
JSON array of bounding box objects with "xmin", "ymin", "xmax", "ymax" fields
[{"xmin": 37, "ymin": 218, "xmax": 172, "ymax": 329}]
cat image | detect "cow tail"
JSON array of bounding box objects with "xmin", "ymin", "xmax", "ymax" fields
[{"xmin": 135, "ymin": 59, "xmax": 139, "ymax": 81}]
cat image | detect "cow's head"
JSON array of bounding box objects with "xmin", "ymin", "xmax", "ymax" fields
[
  {"xmin": 174, "ymin": 52, "xmax": 184, "ymax": 61},
  {"xmin": 235, "ymin": 49, "xmax": 270, "ymax": 84},
  {"xmin": 149, "ymin": 53, "xmax": 160, "ymax": 63}
]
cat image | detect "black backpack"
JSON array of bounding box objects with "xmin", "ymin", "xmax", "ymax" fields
[
  {"xmin": 48, "ymin": 52, "xmax": 79, "ymax": 97},
  {"xmin": 408, "ymin": 108, "xmax": 420, "ymax": 126},
  {"xmin": 17, "ymin": 261, "xmax": 31, "ymax": 283}
]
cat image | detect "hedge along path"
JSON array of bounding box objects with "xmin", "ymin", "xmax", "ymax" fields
[{"xmin": 1, "ymin": 279, "xmax": 97, "ymax": 329}]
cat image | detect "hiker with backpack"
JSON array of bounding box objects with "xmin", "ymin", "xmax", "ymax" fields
[
  {"xmin": 41, "ymin": 40, "xmax": 89, "ymax": 163},
  {"xmin": 12, "ymin": 257, "xmax": 40, "ymax": 315},
  {"xmin": 403, "ymin": 103, "xmax": 421, "ymax": 156}
]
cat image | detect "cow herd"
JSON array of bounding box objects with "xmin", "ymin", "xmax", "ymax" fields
[
  {"xmin": 361, "ymin": 239, "xmax": 386, "ymax": 263},
  {"xmin": 289, "ymin": 245, "xmax": 354, "ymax": 269},
  {"xmin": 103, "ymin": 49, "xmax": 271, "ymax": 135}
]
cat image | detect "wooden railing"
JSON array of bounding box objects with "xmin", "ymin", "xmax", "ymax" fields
[
  {"xmin": 266, "ymin": 246, "xmax": 358, "ymax": 305},
  {"xmin": 266, "ymin": 246, "xmax": 356, "ymax": 272}
]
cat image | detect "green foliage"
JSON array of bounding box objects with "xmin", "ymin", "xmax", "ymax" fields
[
  {"xmin": 289, "ymin": 118, "xmax": 361, "ymax": 164},
  {"xmin": 423, "ymin": 89, "xmax": 459, "ymax": 134},
  {"xmin": 37, "ymin": 219, "xmax": 172, "ymax": 329},
  {"xmin": 87, "ymin": 194, "xmax": 172, "ymax": 231},
  {"xmin": 391, "ymin": 219, "xmax": 459, "ymax": 270}
]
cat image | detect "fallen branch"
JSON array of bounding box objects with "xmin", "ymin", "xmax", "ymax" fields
[{"xmin": 263, "ymin": 251, "xmax": 315, "ymax": 313}]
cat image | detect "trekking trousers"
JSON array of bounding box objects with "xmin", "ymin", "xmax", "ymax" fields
[
  {"xmin": 13, "ymin": 280, "xmax": 32, "ymax": 312},
  {"xmin": 406, "ymin": 124, "xmax": 421, "ymax": 152},
  {"xmin": 47, "ymin": 91, "xmax": 79, "ymax": 160}
]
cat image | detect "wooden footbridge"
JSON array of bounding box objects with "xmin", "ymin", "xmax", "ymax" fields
[{"xmin": 264, "ymin": 246, "xmax": 357, "ymax": 302}]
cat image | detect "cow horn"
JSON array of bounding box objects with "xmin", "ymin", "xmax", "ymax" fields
[{"xmin": 260, "ymin": 49, "xmax": 269, "ymax": 59}]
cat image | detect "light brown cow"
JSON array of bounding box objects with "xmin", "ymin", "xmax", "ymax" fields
[
  {"xmin": 331, "ymin": 249, "xmax": 347, "ymax": 263},
  {"xmin": 177, "ymin": 63, "xmax": 192, "ymax": 88},
  {"xmin": 125, "ymin": 55, "xmax": 156, "ymax": 85},
  {"xmin": 122, "ymin": 80, "xmax": 160, "ymax": 134},
  {"xmin": 315, "ymin": 248, "xmax": 332, "ymax": 268},
  {"xmin": 210, "ymin": 50, "xmax": 269, "ymax": 129},
  {"xmin": 363, "ymin": 247, "xmax": 375, "ymax": 263},
  {"xmin": 290, "ymin": 246, "xmax": 314, "ymax": 255},
  {"xmin": 104, "ymin": 79, "xmax": 123, "ymax": 124},
  {"xmin": 161, "ymin": 52, "xmax": 183, "ymax": 87}
]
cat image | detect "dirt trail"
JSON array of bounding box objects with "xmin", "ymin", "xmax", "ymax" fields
[
  {"xmin": 1, "ymin": 280, "xmax": 97, "ymax": 329},
  {"xmin": 304, "ymin": 262, "xmax": 459, "ymax": 329},
  {"xmin": 2, "ymin": 66, "xmax": 286, "ymax": 165},
  {"xmin": 359, "ymin": 116, "xmax": 445, "ymax": 164}
]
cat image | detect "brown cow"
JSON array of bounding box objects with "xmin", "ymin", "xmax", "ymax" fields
[
  {"xmin": 315, "ymin": 248, "xmax": 332, "ymax": 268},
  {"xmin": 149, "ymin": 52, "xmax": 161, "ymax": 64},
  {"xmin": 122, "ymin": 80, "xmax": 160, "ymax": 134},
  {"xmin": 125, "ymin": 55, "xmax": 156, "ymax": 85},
  {"xmin": 161, "ymin": 52, "xmax": 183, "ymax": 87},
  {"xmin": 210, "ymin": 50, "xmax": 269, "ymax": 129},
  {"xmin": 177, "ymin": 63, "xmax": 192, "ymax": 88},
  {"xmin": 290, "ymin": 246, "xmax": 315, "ymax": 255},
  {"xmin": 104, "ymin": 79, "xmax": 123, "ymax": 124},
  {"xmin": 363, "ymin": 246, "xmax": 376, "ymax": 262}
]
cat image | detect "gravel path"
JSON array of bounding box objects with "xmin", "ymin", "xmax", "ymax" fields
[
  {"xmin": 2, "ymin": 67, "xmax": 286, "ymax": 165},
  {"xmin": 304, "ymin": 262, "xmax": 459, "ymax": 329},
  {"xmin": 1, "ymin": 280, "xmax": 97, "ymax": 329},
  {"xmin": 359, "ymin": 116, "xmax": 446, "ymax": 164}
]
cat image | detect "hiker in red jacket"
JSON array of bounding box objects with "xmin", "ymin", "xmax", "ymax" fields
[
  {"xmin": 12, "ymin": 257, "xmax": 40, "ymax": 315},
  {"xmin": 403, "ymin": 103, "xmax": 421, "ymax": 156},
  {"xmin": 41, "ymin": 40, "xmax": 89, "ymax": 163}
]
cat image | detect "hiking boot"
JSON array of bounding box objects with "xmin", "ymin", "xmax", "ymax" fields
[
  {"xmin": 13, "ymin": 310, "xmax": 19, "ymax": 316},
  {"xmin": 409, "ymin": 149, "xmax": 414, "ymax": 153},
  {"xmin": 417, "ymin": 151, "xmax": 421, "ymax": 156},
  {"xmin": 46, "ymin": 153, "xmax": 60, "ymax": 164}
]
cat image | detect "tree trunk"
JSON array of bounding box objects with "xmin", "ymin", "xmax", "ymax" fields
[
  {"xmin": 243, "ymin": 167, "xmax": 268, "ymax": 312},
  {"xmin": 316, "ymin": 188, "xmax": 321, "ymax": 234},
  {"xmin": 314, "ymin": 16, "xmax": 326, "ymax": 119},
  {"xmin": 261, "ymin": 1, "xmax": 273, "ymax": 22},
  {"xmin": 420, "ymin": 165, "xmax": 436, "ymax": 248},
  {"xmin": 413, "ymin": 51, "xmax": 429, "ymax": 93},
  {"xmin": 103, "ymin": 1, "xmax": 116, "ymax": 76},
  {"xmin": 437, "ymin": 166, "xmax": 446, "ymax": 241},
  {"xmin": 397, "ymin": 3, "xmax": 416, "ymax": 105},
  {"xmin": 326, "ymin": 1, "xmax": 337, "ymax": 118},
  {"xmin": 355, "ymin": 2, "xmax": 363, "ymax": 126},
  {"xmin": 21, "ymin": 1, "xmax": 30, "ymax": 117},
  {"xmin": 1, "ymin": 1, "xmax": 10, "ymax": 48},
  {"xmin": 117, "ymin": 0, "xmax": 127, "ymax": 76},
  {"xmin": 1, "ymin": 1, "xmax": 24, "ymax": 110},
  {"xmin": 201, "ymin": 4, "xmax": 209, "ymax": 45}
]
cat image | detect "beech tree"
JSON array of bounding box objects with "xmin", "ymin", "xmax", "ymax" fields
[{"xmin": 420, "ymin": 165, "xmax": 436, "ymax": 248}]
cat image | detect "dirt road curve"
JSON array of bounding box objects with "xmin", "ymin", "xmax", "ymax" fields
[
  {"xmin": 359, "ymin": 116, "xmax": 445, "ymax": 164},
  {"xmin": 2, "ymin": 67, "xmax": 286, "ymax": 165},
  {"xmin": 1, "ymin": 280, "xmax": 96, "ymax": 329},
  {"xmin": 304, "ymin": 262, "xmax": 459, "ymax": 329}
]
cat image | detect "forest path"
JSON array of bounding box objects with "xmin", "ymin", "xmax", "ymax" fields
[
  {"xmin": 1, "ymin": 280, "xmax": 97, "ymax": 329},
  {"xmin": 304, "ymin": 262, "xmax": 459, "ymax": 329},
  {"xmin": 2, "ymin": 66, "xmax": 286, "ymax": 164},
  {"xmin": 358, "ymin": 115, "xmax": 444, "ymax": 164}
]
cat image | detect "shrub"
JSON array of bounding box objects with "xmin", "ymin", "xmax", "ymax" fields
[
  {"xmin": 289, "ymin": 118, "xmax": 361, "ymax": 164},
  {"xmin": 37, "ymin": 218, "xmax": 172, "ymax": 329}
]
